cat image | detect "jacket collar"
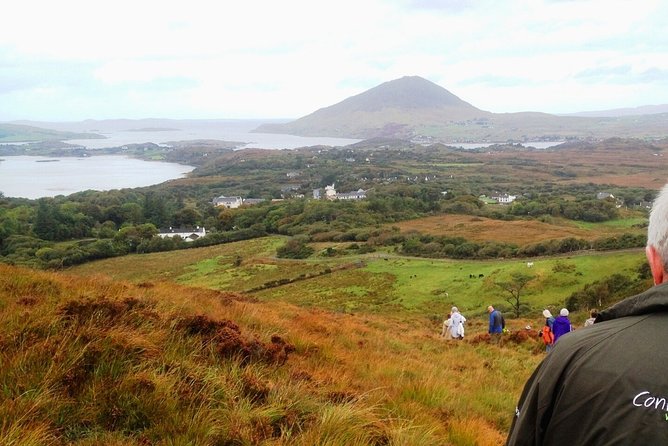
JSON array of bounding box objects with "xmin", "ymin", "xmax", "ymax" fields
[{"xmin": 596, "ymin": 282, "xmax": 668, "ymax": 323}]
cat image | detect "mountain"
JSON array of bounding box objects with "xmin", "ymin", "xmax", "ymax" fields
[
  {"xmin": 254, "ymin": 76, "xmax": 492, "ymax": 139},
  {"xmin": 254, "ymin": 76, "xmax": 668, "ymax": 142}
]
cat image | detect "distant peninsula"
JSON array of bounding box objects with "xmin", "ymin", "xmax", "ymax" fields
[{"xmin": 0, "ymin": 123, "xmax": 103, "ymax": 143}]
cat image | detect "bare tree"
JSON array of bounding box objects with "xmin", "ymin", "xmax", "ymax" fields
[{"xmin": 495, "ymin": 272, "xmax": 535, "ymax": 318}]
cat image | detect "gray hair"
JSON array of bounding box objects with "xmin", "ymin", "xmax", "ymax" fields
[{"xmin": 647, "ymin": 183, "xmax": 668, "ymax": 269}]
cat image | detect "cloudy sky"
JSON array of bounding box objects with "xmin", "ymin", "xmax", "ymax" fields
[{"xmin": 1, "ymin": 0, "xmax": 667, "ymax": 121}]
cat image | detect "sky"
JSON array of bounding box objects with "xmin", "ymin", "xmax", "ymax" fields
[{"xmin": 1, "ymin": 0, "xmax": 667, "ymax": 122}]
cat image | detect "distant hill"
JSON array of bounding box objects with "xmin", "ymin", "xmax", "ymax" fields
[
  {"xmin": 254, "ymin": 76, "xmax": 668, "ymax": 142},
  {"xmin": 255, "ymin": 76, "xmax": 491, "ymax": 139},
  {"xmin": 0, "ymin": 122, "xmax": 102, "ymax": 143},
  {"xmin": 562, "ymin": 104, "xmax": 668, "ymax": 118}
]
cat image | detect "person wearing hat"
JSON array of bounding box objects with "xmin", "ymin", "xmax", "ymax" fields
[
  {"xmin": 541, "ymin": 309, "xmax": 555, "ymax": 352},
  {"xmin": 507, "ymin": 182, "xmax": 668, "ymax": 444},
  {"xmin": 448, "ymin": 306, "xmax": 466, "ymax": 340},
  {"xmin": 551, "ymin": 308, "xmax": 572, "ymax": 343}
]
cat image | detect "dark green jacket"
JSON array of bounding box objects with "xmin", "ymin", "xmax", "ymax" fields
[{"xmin": 507, "ymin": 282, "xmax": 668, "ymax": 445}]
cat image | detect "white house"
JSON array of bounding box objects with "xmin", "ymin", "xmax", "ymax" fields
[
  {"xmin": 324, "ymin": 184, "xmax": 337, "ymax": 200},
  {"xmin": 336, "ymin": 189, "xmax": 367, "ymax": 200},
  {"xmin": 157, "ymin": 226, "xmax": 206, "ymax": 242},
  {"xmin": 491, "ymin": 193, "xmax": 517, "ymax": 204},
  {"xmin": 313, "ymin": 184, "xmax": 367, "ymax": 201},
  {"xmin": 213, "ymin": 196, "xmax": 243, "ymax": 208}
]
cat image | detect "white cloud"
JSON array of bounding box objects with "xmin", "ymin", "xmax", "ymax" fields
[{"xmin": 0, "ymin": 0, "xmax": 667, "ymax": 120}]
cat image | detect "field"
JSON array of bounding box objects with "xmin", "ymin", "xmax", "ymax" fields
[
  {"xmin": 70, "ymin": 235, "xmax": 646, "ymax": 320},
  {"xmin": 388, "ymin": 213, "xmax": 645, "ymax": 245}
]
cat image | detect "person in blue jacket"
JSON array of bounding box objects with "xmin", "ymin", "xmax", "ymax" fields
[{"xmin": 487, "ymin": 305, "xmax": 504, "ymax": 343}]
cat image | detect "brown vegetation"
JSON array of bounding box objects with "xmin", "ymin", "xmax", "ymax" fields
[
  {"xmin": 391, "ymin": 214, "xmax": 607, "ymax": 244},
  {"xmin": 0, "ymin": 262, "xmax": 543, "ymax": 445}
]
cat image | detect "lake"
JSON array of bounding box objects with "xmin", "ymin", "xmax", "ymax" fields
[
  {"xmin": 24, "ymin": 119, "xmax": 362, "ymax": 150},
  {"xmin": 0, "ymin": 119, "xmax": 564, "ymax": 199},
  {"xmin": 0, "ymin": 156, "xmax": 194, "ymax": 199},
  {"xmin": 0, "ymin": 119, "xmax": 362, "ymax": 199}
]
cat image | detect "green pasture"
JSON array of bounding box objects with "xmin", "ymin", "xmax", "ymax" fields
[
  {"xmin": 174, "ymin": 244, "xmax": 646, "ymax": 321},
  {"xmin": 70, "ymin": 235, "xmax": 648, "ymax": 322},
  {"xmin": 69, "ymin": 236, "xmax": 288, "ymax": 282},
  {"xmin": 363, "ymin": 250, "xmax": 646, "ymax": 318}
]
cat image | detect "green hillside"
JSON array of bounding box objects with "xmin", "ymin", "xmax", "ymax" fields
[{"xmin": 69, "ymin": 236, "xmax": 648, "ymax": 320}]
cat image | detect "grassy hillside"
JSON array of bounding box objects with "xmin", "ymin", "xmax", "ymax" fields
[
  {"xmin": 6, "ymin": 225, "xmax": 653, "ymax": 444},
  {"xmin": 1, "ymin": 262, "xmax": 544, "ymax": 445},
  {"xmin": 69, "ymin": 236, "xmax": 647, "ymax": 318}
]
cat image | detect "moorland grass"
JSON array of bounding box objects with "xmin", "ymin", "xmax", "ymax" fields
[
  {"xmin": 1, "ymin": 263, "xmax": 547, "ymax": 445},
  {"xmin": 390, "ymin": 212, "xmax": 645, "ymax": 245},
  {"xmin": 58, "ymin": 236, "xmax": 652, "ymax": 444}
]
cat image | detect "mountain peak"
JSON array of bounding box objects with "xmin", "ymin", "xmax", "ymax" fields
[
  {"xmin": 347, "ymin": 76, "xmax": 479, "ymax": 111},
  {"xmin": 253, "ymin": 76, "xmax": 487, "ymax": 139}
]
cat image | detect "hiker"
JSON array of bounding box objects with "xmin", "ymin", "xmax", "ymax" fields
[
  {"xmin": 487, "ymin": 305, "xmax": 504, "ymax": 344},
  {"xmin": 541, "ymin": 309, "xmax": 555, "ymax": 352},
  {"xmin": 583, "ymin": 308, "xmax": 598, "ymax": 327},
  {"xmin": 449, "ymin": 306, "xmax": 466, "ymax": 340},
  {"xmin": 551, "ymin": 308, "xmax": 572, "ymax": 343},
  {"xmin": 507, "ymin": 182, "xmax": 668, "ymax": 444}
]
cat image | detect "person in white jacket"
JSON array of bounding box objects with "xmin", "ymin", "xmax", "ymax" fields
[{"xmin": 449, "ymin": 306, "xmax": 466, "ymax": 340}]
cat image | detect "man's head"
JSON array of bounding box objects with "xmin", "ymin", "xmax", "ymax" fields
[
  {"xmin": 487, "ymin": 305, "xmax": 494, "ymax": 313},
  {"xmin": 646, "ymin": 184, "xmax": 668, "ymax": 285}
]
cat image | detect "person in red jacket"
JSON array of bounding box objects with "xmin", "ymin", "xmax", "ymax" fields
[
  {"xmin": 507, "ymin": 182, "xmax": 668, "ymax": 445},
  {"xmin": 540, "ymin": 309, "xmax": 555, "ymax": 352}
]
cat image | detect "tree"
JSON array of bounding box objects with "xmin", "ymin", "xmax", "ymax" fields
[
  {"xmin": 276, "ymin": 237, "xmax": 314, "ymax": 259},
  {"xmin": 114, "ymin": 223, "xmax": 158, "ymax": 253},
  {"xmin": 495, "ymin": 272, "xmax": 535, "ymax": 317},
  {"xmin": 33, "ymin": 199, "xmax": 56, "ymax": 240}
]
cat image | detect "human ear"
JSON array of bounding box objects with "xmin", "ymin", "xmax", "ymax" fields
[{"xmin": 646, "ymin": 245, "xmax": 666, "ymax": 285}]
